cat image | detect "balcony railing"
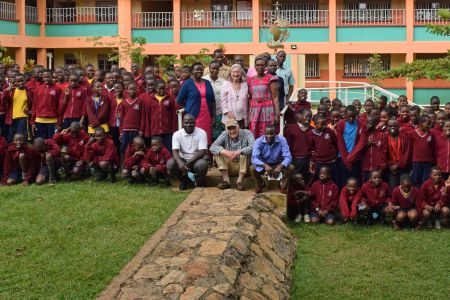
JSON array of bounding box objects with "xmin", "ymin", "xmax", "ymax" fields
[
  {"xmin": 46, "ymin": 7, "xmax": 117, "ymax": 24},
  {"xmin": 26, "ymin": 6, "xmax": 38, "ymax": 22},
  {"xmin": 337, "ymin": 9, "xmax": 405, "ymax": 26},
  {"xmin": 0, "ymin": 1, "xmax": 16, "ymax": 20},
  {"xmin": 414, "ymin": 9, "xmax": 450, "ymax": 25},
  {"xmin": 181, "ymin": 11, "xmax": 252, "ymax": 28},
  {"xmin": 132, "ymin": 12, "xmax": 173, "ymax": 28},
  {"xmin": 261, "ymin": 10, "xmax": 328, "ymax": 27}
]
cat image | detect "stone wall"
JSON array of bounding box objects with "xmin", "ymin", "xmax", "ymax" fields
[{"xmin": 99, "ymin": 189, "xmax": 297, "ymax": 300}]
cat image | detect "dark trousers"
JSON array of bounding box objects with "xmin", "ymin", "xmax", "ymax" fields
[
  {"xmin": 292, "ymin": 157, "xmax": 311, "ymax": 183},
  {"xmin": 120, "ymin": 130, "xmax": 139, "ymax": 154},
  {"xmin": 62, "ymin": 118, "xmax": 81, "ymax": 130},
  {"xmin": 109, "ymin": 127, "xmax": 120, "ymax": 154},
  {"xmin": 167, "ymin": 157, "xmax": 209, "ymax": 186},
  {"xmin": 411, "ymin": 162, "xmax": 432, "ymax": 187},
  {"xmin": 0, "ymin": 114, "xmax": 8, "ymax": 139},
  {"xmin": 35, "ymin": 122, "xmax": 56, "ymax": 139},
  {"xmin": 337, "ymin": 158, "xmax": 361, "ymax": 189},
  {"xmin": 8, "ymin": 117, "xmax": 28, "ymax": 142}
]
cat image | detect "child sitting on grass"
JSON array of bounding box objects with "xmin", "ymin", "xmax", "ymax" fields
[
  {"xmin": 417, "ymin": 166, "xmax": 450, "ymax": 229},
  {"xmin": 310, "ymin": 166, "xmax": 339, "ymax": 225},
  {"xmin": 339, "ymin": 177, "xmax": 361, "ymax": 223},
  {"xmin": 33, "ymin": 137, "xmax": 61, "ymax": 186},
  {"xmin": 82, "ymin": 127, "xmax": 119, "ymax": 183},
  {"xmin": 287, "ymin": 172, "xmax": 310, "ymax": 223},
  {"xmin": 3, "ymin": 132, "xmax": 40, "ymax": 186},
  {"xmin": 53, "ymin": 122, "xmax": 89, "ymax": 180},
  {"xmin": 360, "ymin": 170, "xmax": 391, "ymax": 225},
  {"xmin": 141, "ymin": 136, "xmax": 172, "ymax": 186},
  {"xmin": 122, "ymin": 136, "xmax": 146, "ymax": 183},
  {"xmin": 387, "ymin": 174, "xmax": 419, "ymax": 230}
]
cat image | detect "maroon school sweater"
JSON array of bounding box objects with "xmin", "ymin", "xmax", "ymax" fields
[
  {"xmin": 310, "ymin": 179, "xmax": 339, "ymax": 212},
  {"xmin": 59, "ymin": 85, "xmax": 88, "ymax": 119},
  {"xmin": 139, "ymin": 93, "xmax": 177, "ymax": 137},
  {"xmin": 309, "ymin": 128, "xmax": 338, "ymax": 163},
  {"xmin": 32, "ymin": 83, "xmax": 62, "ymax": 123},
  {"xmin": 390, "ymin": 186, "xmax": 418, "ymax": 209},
  {"xmin": 361, "ymin": 181, "xmax": 391, "ymax": 208},
  {"xmin": 417, "ymin": 178, "xmax": 447, "ymax": 210},
  {"xmin": 284, "ymin": 123, "xmax": 312, "ymax": 158},
  {"xmin": 434, "ymin": 133, "xmax": 450, "ymax": 173},
  {"xmin": 354, "ymin": 129, "xmax": 388, "ymax": 172},
  {"xmin": 408, "ymin": 129, "xmax": 435, "ymax": 163},
  {"xmin": 119, "ymin": 97, "xmax": 143, "ymax": 132}
]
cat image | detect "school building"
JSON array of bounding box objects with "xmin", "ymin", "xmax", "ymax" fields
[{"xmin": 0, "ymin": 0, "xmax": 449, "ymax": 104}]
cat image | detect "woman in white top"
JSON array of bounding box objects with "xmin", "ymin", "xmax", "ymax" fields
[{"xmin": 220, "ymin": 64, "xmax": 249, "ymax": 128}]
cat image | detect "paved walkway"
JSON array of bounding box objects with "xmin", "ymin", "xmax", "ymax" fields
[{"xmin": 99, "ymin": 188, "xmax": 296, "ymax": 300}]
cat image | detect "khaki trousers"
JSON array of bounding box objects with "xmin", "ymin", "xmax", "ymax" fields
[{"xmin": 214, "ymin": 154, "xmax": 249, "ymax": 176}]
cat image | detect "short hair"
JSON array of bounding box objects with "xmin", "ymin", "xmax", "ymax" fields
[
  {"xmin": 416, "ymin": 115, "xmax": 429, "ymax": 124},
  {"xmin": 299, "ymin": 108, "xmax": 312, "ymax": 115},
  {"xmin": 320, "ymin": 165, "xmax": 331, "ymax": 173},
  {"xmin": 400, "ymin": 173, "xmax": 412, "ymax": 184},
  {"xmin": 254, "ymin": 56, "xmax": 266, "ymax": 64},
  {"xmin": 430, "ymin": 96, "xmax": 440, "ymax": 103},
  {"xmin": 209, "ymin": 61, "xmax": 220, "ymax": 67},
  {"xmin": 330, "ymin": 108, "xmax": 340, "ymax": 114},
  {"xmin": 151, "ymin": 136, "xmax": 163, "ymax": 144},
  {"xmin": 346, "ymin": 105, "xmax": 357, "ymax": 114},
  {"xmin": 265, "ymin": 124, "xmax": 276, "ymax": 132},
  {"xmin": 409, "ymin": 105, "xmax": 421, "ymax": 114},
  {"xmin": 213, "ymin": 49, "xmax": 224, "ymax": 56},
  {"xmin": 347, "ymin": 177, "xmax": 358, "ymax": 185},
  {"xmin": 379, "ymin": 95, "xmax": 388, "ymax": 102},
  {"xmin": 430, "ymin": 165, "xmax": 441, "ymax": 174},
  {"xmin": 191, "ymin": 62, "xmax": 203, "ymax": 71},
  {"xmin": 41, "ymin": 69, "xmax": 52, "ymax": 74},
  {"xmin": 94, "ymin": 127, "xmax": 105, "ymax": 134}
]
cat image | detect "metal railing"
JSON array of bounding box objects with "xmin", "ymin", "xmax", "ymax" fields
[
  {"xmin": 337, "ymin": 9, "xmax": 405, "ymax": 26},
  {"xmin": 0, "ymin": 1, "xmax": 16, "ymax": 20},
  {"xmin": 414, "ymin": 9, "xmax": 450, "ymax": 25},
  {"xmin": 261, "ymin": 10, "xmax": 328, "ymax": 27},
  {"xmin": 46, "ymin": 7, "xmax": 117, "ymax": 24},
  {"xmin": 279, "ymin": 81, "xmax": 403, "ymax": 135},
  {"xmin": 181, "ymin": 10, "xmax": 252, "ymax": 28},
  {"xmin": 25, "ymin": 6, "xmax": 38, "ymax": 22},
  {"xmin": 177, "ymin": 108, "xmax": 185, "ymax": 130},
  {"xmin": 132, "ymin": 12, "xmax": 173, "ymax": 28}
]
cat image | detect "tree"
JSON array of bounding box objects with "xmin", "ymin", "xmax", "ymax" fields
[
  {"xmin": 86, "ymin": 36, "xmax": 148, "ymax": 66},
  {"xmin": 372, "ymin": 9, "xmax": 450, "ymax": 82}
]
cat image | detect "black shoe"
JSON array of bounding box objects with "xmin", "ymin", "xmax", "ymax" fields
[
  {"xmin": 179, "ymin": 181, "xmax": 188, "ymax": 190},
  {"xmin": 96, "ymin": 173, "xmax": 107, "ymax": 182},
  {"xmin": 110, "ymin": 172, "xmax": 117, "ymax": 183}
]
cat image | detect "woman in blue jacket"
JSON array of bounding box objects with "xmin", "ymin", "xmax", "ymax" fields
[{"xmin": 177, "ymin": 62, "xmax": 216, "ymax": 144}]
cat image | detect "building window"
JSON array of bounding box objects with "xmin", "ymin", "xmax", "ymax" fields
[
  {"xmin": 64, "ymin": 54, "xmax": 77, "ymax": 67},
  {"xmin": 98, "ymin": 55, "xmax": 113, "ymax": 71},
  {"xmin": 344, "ymin": 54, "xmax": 390, "ymax": 78},
  {"xmin": 344, "ymin": 1, "xmax": 391, "ymax": 10},
  {"xmin": 305, "ymin": 55, "xmax": 320, "ymax": 78},
  {"xmin": 415, "ymin": 1, "xmax": 450, "ymax": 9}
]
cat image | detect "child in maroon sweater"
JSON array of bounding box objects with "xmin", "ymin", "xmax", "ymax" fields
[
  {"xmin": 122, "ymin": 136, "xmax": 146, "ymax": 183},
  {"xmin": 386, "ymin": 119, "xmax": 409, "ymax": 189},
  {"xmin": 32, "ymin": 69, "xmax": 62, "ymax": 139},
  {"xmin": 0, "ymin": 129, "xmax": 6, "ymax": 180},
  {"xmin": 53, "ymin": 122, "xmax": 89, "ymax": 179},
  {"xmin": 109, "ymin": 81, "xmax": 124, "ymax": 153},
  {"xmin": 287, "ymin": 172, "xmax": 311, "ymax": 223},
  {"xmin": 82, "ymin": 127, "xmax": 119, "ymax": 182},
  {"xmin": 349, "ymin": 116, "xmax": 388, "ymax": 183},
  {"xmin": 431, "ymin": 110, "xmax": 446, "ymax": 138},
  {"xmin": 85, "ymin": 81, "xmax": 111, "ymax": 136},
  {"xmin": 33, "ymin": 137, "xmax": 61, "ymax": 185},
  {"xmin": 141, "ymin": 136, "xmax": 172, "ymax": 186},
  {"xmin": 119, "ymin": 82, "xmax": 143, "ymax": 155},
  {"xmin": 400, "ymin": 106, "xmax": 420, "ymax": 134},
  {"xmin": 140, "ymin": 80, "xmax": 177, "ymax": 151},
  {"xmin": 397, "ymin": 105, "xmax": 410, "ymax": 128},
  {"xmin": 309, "ymin": 166, "xmax": 339, "ymax": 225},
  {"xmin": 60, "ymin": 73, "xmax": 87, "ymax": 129},
  {"xmin": 387, "ymin": 174, "xmax": 419, "ymax": 230},
  {"xmin": 435, "ymin": 120, "xmax": 450, "ymax": 179},
  {"xmin": 339, "ymin": 177, "xmax": 361, "ymax": 222},
  {"xmin": 310, "ymin": 114, "xmax": 338, "ymax": 184},
  {"xmin": 284, "ymin": 108, "xmax": 312, "ymax": 181},
  {"xmin": 3, "ymin": 133, "xmax": 40, "ymax": 185},
  {"xmin": 285, "ymin": 88, "xmax": 311, "ymax": 125},
  {"xmin": 358, "ymin": 99, "xmax": 374, "ymax": 127},
  {"xmin": 360, "ymin": 170, "xmax": 391, "ymax": 224},
  {"xmin": 417, "ymin": 167, "xmax": 450, "ymax": 229},
  {"xmin": 408, "ymin": 115, "xmax": 435, "ymax": 187}
]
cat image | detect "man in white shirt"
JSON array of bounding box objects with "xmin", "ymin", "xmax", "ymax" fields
[{"xmin": 167, "ymin": 114, "xmax": 209, "ymax": 190}]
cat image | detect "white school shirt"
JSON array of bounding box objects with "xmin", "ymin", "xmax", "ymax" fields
[{"xmin": 172, "ymin": 127, "xmax": 208, "ymax": 160}]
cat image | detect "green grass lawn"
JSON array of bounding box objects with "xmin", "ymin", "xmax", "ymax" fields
[
  {"xmin": 290, "ymin": 223, "xmax": 450, "ymax": 300},
  {"xmin": 0, "ymin": 181, "xmax": 187, "ymax": 299}
]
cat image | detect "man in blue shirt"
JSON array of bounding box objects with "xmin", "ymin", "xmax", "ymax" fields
[{"xmin": 250, "ymin": 125, "xmax": 294, "ymax": 194}]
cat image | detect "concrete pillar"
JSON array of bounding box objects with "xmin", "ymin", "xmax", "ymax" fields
[
  {"xmin": 117, "ymin": 0, "xmax": 132, "ymax": 69},
  {"xmin": 37, "ymin": 48, "xmax": 47, "ymax": 67},
  {"xmin": 15, "ymin": 47, "xmax": 26, "ymax": 67},
  {"xmin": 328, "ymin": 53, "xmax": 337, "ymax": 99},
  {"xmin": 406, "ymin": 52, "xmax": 414, "ymax": 101},
  {"xmin": 251, "ymin": 0, "xmax": 260, "ymax": 45},
  {"xmin": 37, "ymin": 0, "xmax": 46, "ymax": 36},
  {"xmin": 173, "ymin": 0, "xmax": 181, "ymax": 44}
]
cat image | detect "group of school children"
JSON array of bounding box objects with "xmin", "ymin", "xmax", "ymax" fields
[
  {"xmin": 286, "ymin": 93, "xmax": 450, "ymax": 230},
  {"xmin": 0, "ymin": 63, "xmax": 179, "ymax": 186}
]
